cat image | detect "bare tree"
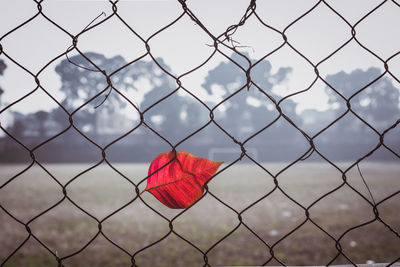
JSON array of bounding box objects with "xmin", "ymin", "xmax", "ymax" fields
[
  {"xmin": 55, "ymin": 52, "xmax": 129, "ymax": 136},
  {"xmin": 202, "ymin": 53, "xmax": 295, "ymax": 140},
  {"xmin": 325, "ymin": 67, "xmax": 400, "ymax": 131}
]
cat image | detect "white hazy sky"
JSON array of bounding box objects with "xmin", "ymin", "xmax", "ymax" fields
[{"xmin": 0, "ymin": 0, "xmax": 399, "ymax": 116}]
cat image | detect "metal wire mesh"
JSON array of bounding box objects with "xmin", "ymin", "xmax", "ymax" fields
[{"xmin": 0, "ymin": 0, "xmax": 399, "ymax": 266}]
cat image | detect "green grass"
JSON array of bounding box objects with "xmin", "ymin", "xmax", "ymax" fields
[{"xmin": 0, "ymin": 162, "xmax": 399, "ymax": 266}]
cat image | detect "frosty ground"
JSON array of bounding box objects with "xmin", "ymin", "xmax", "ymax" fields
[{"xmin": 0, "ymin": 162, "xmax": 399, "ymax": 266}]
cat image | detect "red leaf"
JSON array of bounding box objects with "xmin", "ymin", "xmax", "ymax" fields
[{"xmin": 143, "ymin": 151, "xmax": 223, "ymax": 209}]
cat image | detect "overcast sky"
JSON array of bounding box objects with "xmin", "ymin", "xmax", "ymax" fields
[{"xmin": 0, "ymin": 0, "xmax": 399, "ymax": 116}]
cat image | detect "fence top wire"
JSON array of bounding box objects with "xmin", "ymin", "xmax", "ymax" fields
[{"xmin": 0, "ymin": 0, "xmax": 399, "ymax": 266}]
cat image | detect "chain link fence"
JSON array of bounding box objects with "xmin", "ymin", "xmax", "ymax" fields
[{"xmin": 0, "ymin": 0, "xmax": 399, "ymax": 266}]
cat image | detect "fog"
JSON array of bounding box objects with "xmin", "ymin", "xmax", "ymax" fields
[{"xmin": 0, "ymin": 51, "xmax": 399, "ymax": 163}]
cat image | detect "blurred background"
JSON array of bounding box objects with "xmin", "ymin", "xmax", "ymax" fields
[
  {"xmin": 0, "ymin": 0, "xmax": 399, "ymax": 163},
  {"xmin": 0, "ymin": 0, "xmax": 399, "ymax": 266}
]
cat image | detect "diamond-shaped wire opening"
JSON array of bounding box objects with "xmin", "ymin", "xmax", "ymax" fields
[
  {"xmin": 272, "ymin": 221, "xmax": 339, "ymax": 265},
  {"xmin": 283, "ymin": 2, "xmax": 351, "ymax": 64},
  {"xmin": 0, "ymin": 1, "xmax": 37, "ymax": 37},
  {"xmin": 206, "ymin": 225, "xmax": 270, "ymax": 266},
  {"xmin": 76, "ymin": 16, "xmax": 147, "ymax": 63},
  {"xmin": 338, "ymin": 221, "xmax": 400, "ymax": 264},
  {"xmin": 32, "ymin": 126, "xmax": 103, "ymax": 163},
  {"xmin": 100, "ymin": 199, "xmax": 171, "ymax": 253},
  {"xmin": 349, "ymin": 77, "xmax": 400, "ymax": 132},
  {"xmin": 28, "ymin": 200, "xmax": 98, "ymax": 258},
  {"xmin": 64, "ymin": 164, "xmax": 136, "ymax": 219},
  {"xmin": 1, "ymin": 15, "xmax": 71, "ymax": 74},
  {"xmin": 354, "ymin": 1, "xmax": 400, "ymax": 59},
  {"xmin": 146, "ymin": 15, "xmax": 214, "ymax": 76},
  {"xmin": 318, "ymin": 40, "xmax": 384, "ymax": 77},
  {"xmin": 205, "ymin": 163, "xmax": 275, "ymax": 211},
  {"xmin": 168, "ymin": 193, "xmax": 239, "ymax": 251},
  {"xmin": 143, "ymin": 90, "xmax": 210, "ymax": 144},
  {"xmin": 0, "ymin": 165, "xmax": 62, "ymax": 222},
  {"xmin": 273, "ymin": 158, "xmax": 343, "ymax": 208},
  {"xmin": 308, "ymin": 183, "xmax": 377, "ymax": 239},
  {"xmin": 313, "ymin": 113, "xmax": 380, "ymax": 164},
  {"xmin": 2, "ymin": 237, "xmax": 57, "ymax": 267},
  {"xmin": 241, "ymin": 189, "xmax": 307, "ymax": 244}
]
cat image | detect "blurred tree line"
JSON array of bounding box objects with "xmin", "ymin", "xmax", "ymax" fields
[
  {"xmin": 0, "ymin": 59, "xmax": 6, "ymax": 106},
  {"xmin": 0, "ymin": 53, "xmax": 399, "ymax": 163}
]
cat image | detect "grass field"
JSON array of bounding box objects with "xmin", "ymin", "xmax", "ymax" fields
[{"xmin": 0, "ymin": 162, "xmax": 399, "ymax": 266}]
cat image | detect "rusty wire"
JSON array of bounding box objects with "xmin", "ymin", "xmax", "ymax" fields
[{"xmin": 0, "ymin": 0, "xmax": 399, "ymax": 266}]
